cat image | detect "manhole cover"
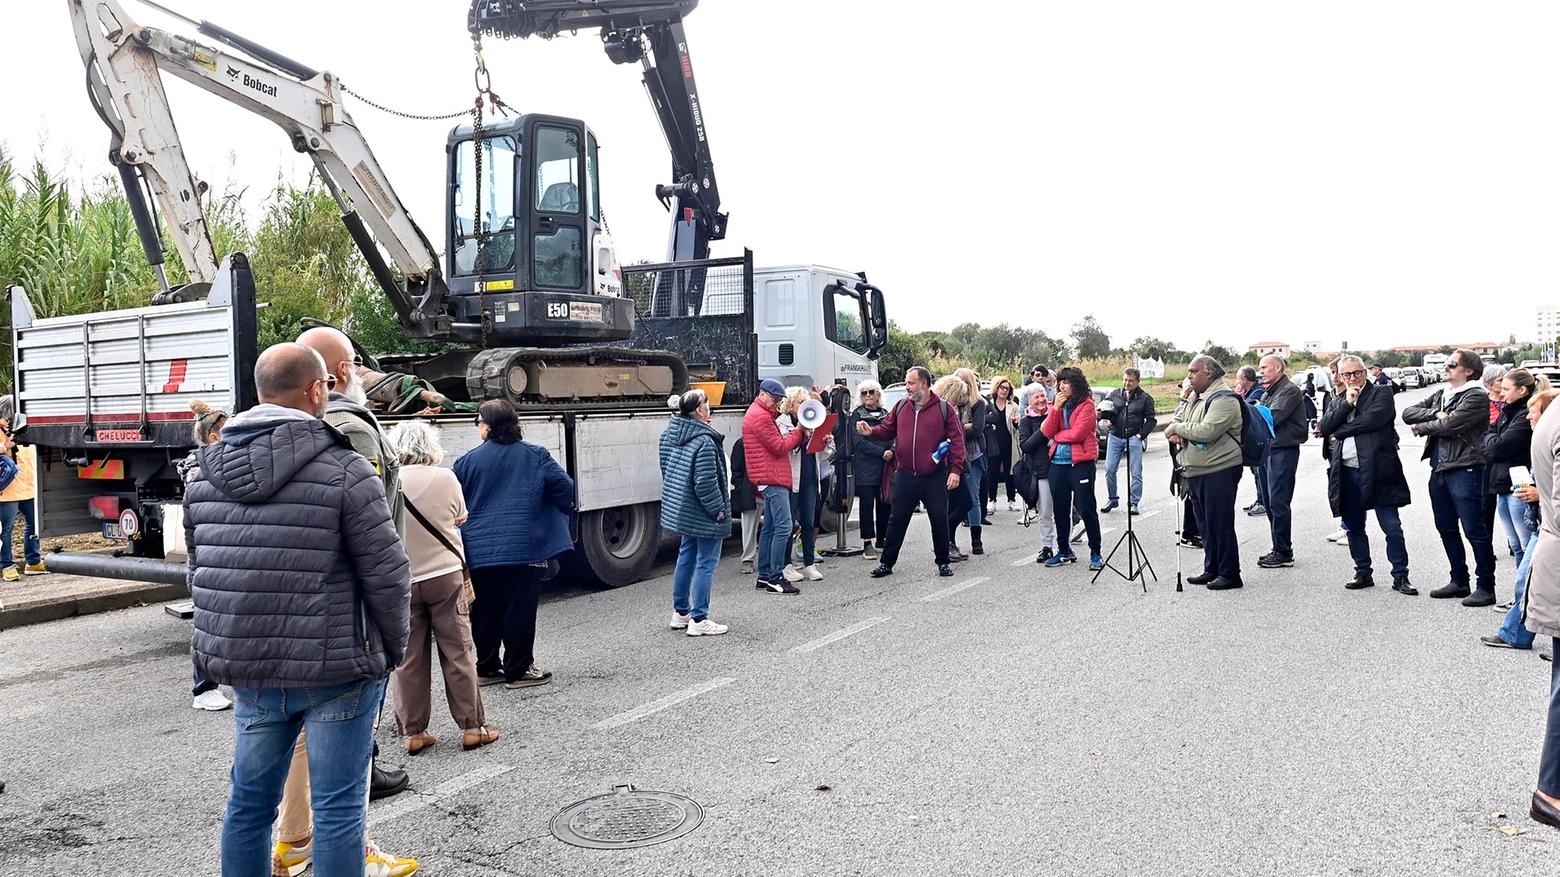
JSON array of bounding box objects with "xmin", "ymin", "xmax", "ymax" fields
[{"xmin": 551, "ymin": 784, "xmax": 703, "ymax": 850}]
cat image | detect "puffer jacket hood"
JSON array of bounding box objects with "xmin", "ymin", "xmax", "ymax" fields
[
  {"xmin": 664, "ymin": 414, "xmax": 723, "ymax": 449},
  {"xmin": 202, "ymin": 405, "xmax": 338, "ymax": 503}
]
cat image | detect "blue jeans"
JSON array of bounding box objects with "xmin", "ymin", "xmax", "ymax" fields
[
  {"xmin": 1496, "ymin": 492, "xmax": 1535, "ymax": 566},
  {"xmin": 1428, "ymin": 467, "xmax": 1497, "ymax": 591},
  {"xmin": 1263, "ymin": 447, "xmax": 1300, "ymax": 555},
  {"xmin": 965, "ymin": 456, "xmax": 987, "ymax": 526},
  {"xmin": 1104, "ymin": 435, "xmax": 1144, "ymax": 505},
  {"xmin": 1339, "ymin": 466, "xmax": 1409, "ymax": 579},
  {"xmin": 673, "ymin": 535, "xmax": 722, "ymax": 621},
  {"xmin": 221, "ymin": 679, "xmax": 384, "ymax": 877},
  {"xmin": 0, "ymin": 499, "xmax": 39, "ymax": 567},
  {"xmin": 758, "ymin": 485, "xmax": 793, "ymax": 581},
  {"xmin": 1499, "ymin": 529, "xmax": 1541, "ymax": 648}
]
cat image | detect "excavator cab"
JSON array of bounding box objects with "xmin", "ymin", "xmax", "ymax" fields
[{"xmin": 444, "ymin": 114, "xmax": 632, "ymax": 347}]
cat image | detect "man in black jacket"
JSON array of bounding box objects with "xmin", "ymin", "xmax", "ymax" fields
[
  {"xmin": 1256, "ymin": 355, "xmax": 1309, "ymax": 568},
  {"xmin": 187, "ymin": 343, "xmax": 411, "ymax": 875},
  {"xmin": 1403, "ymin": 347, "xmax": 1497, "ymax": 605},
  {"xmin": 1319, "ymin": 356, "xmax": 1416, "ymax": 594},
  {"xmin": 1101, "ymin": 368, "xmax": 1156, "ymax": 515}
]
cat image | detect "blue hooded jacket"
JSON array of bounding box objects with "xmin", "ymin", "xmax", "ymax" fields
[
  {"xmin": 454, "ymin": 438, "xmax": 575, "ymax": 568},
  {"xmin": 659, "ymin": 415, "xmax": 732, "ymax": 539}
]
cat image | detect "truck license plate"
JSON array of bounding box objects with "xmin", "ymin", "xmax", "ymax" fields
[{"xmin": 102, "ymin": 522, "xmax": 124, "ymax": 539}]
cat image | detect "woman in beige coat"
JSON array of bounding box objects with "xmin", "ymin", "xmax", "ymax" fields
[{"xmin": 1522, "ymin": 391, "xmax": 1560, "ymax": 830}]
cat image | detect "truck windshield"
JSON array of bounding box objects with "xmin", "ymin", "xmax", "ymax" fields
[{"xmin": 452, "ymin": 136, "xmax": 518, "ymax": 275}]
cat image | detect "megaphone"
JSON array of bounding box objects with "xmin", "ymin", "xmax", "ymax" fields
[{"xmin": 797, "ymin": 399, "xmax": 828, "ymax": 430}]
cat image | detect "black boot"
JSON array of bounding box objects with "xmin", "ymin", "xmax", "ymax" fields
[
  {"xmin": 947, "ymin": 530, "xmax": 968, "ymax": 562},
  {"xmin": 970, "ymin": 526, "xmax": 984, "ymax": 555}
]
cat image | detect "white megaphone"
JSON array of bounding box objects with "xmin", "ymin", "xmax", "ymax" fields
[{"xmin": 797, "ymin": 399, "xmax": 828, "ymax": 430}]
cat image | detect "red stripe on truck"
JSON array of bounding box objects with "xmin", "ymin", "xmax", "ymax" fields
[
  {"xmin": 162, "ymin": 359, "xmax": 189, "ymax": 393},
  {"xmin": 27, "ymin": 412, "xmax": 196, "ymax": 425}
]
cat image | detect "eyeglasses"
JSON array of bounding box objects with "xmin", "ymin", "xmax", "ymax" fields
[
  {"xmin": 473, "ymin": 415, "xmax": 484, "ymax": 426},
  {"xmin": 313, "ymin": 375, "xmax": 337, "ymax": 391},
  {"xmin": 1340, "ymin": 370, "xmax": 1366, "ymax": 379}
]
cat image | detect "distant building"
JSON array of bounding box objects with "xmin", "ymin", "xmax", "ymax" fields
[
  {"xmin": 1539, "ymin": 306, "xmax": 1560, "ymax": 347},
  {"xmin": 1248, "ymin": 341, "xmax": 1291, "ymax": 358},
  {"xmin": 1303, "ymin": 341, "xmax": 1322, "ymax": 353},
  {"xmin": 1391, "ymin": 342, "xmax": 1504, "ymax": 357}
]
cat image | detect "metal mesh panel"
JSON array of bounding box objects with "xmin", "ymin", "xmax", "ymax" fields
[{"xmin": 624, "ymin": 260, "xmax": 746, "ymax": 318}]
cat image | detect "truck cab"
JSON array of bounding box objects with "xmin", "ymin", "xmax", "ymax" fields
[{"xmin": 752, "ymin": 266, "xmax": 886, "ymax": 395}]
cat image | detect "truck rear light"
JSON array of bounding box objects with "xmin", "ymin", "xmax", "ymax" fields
[{"xmin": 88, "ymin": 496, "xmax": 121, "ymax": 521}]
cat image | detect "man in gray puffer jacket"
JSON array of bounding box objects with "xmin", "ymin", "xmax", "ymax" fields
[{"xmin": 186, "ymin": 342, "xmax": 410, "ymax": 875}]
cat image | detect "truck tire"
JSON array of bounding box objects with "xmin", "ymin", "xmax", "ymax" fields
[{"xmin": 573, "ymin": 503, "xmax": 660, "ymax": 588}]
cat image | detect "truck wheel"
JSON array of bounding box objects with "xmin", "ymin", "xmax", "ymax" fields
[{"xmin": 573, "ymin": 503, "xmax": 659, "ymax": 588}]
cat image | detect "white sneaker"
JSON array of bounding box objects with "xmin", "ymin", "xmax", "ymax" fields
[
  {"xmin": 1008, "ymin": 500, "xmax": 1020, "ymax": 511},
  {"xmin": 364, "ymin": 841, "xmax": 418, "ymax": 877},
  {"xmin": 192, "ymin": 689, "xmax": 233, "ymax": 711},
  {"xmin": 686, "ymin": 618, "xmax": 728, "ymax": 637},
  {"xmin": 670, "ymin": 612, "xmax": 691, "ymax": 630},
  {"xmin": 782, "ymin": 565, "xmax": 804, "ymax": 582},
  {"xmin": 802, "ymin": 564, "xmax": 824, "ymax": 581},
  {"xmin": 1327, "ymin": 529, "xmax": 1347, "ymax": 543}
]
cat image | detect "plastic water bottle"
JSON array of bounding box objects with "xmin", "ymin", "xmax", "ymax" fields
[{"xmin": 932, "ymin": 439, "xmax": 950, "ymax": 463}]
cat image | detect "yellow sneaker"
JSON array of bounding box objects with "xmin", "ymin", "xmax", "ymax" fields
[
  {"xmin": 365, "ymin": 841, "xmax": 418, "ymax": 877},
  {"xmin": 271, "ymin": 840, "xmax": 312, "ymax": 877},
  {"xmin": 2, "ymin": 567, "xmax": 19, "ymax": 582},
  {"xmin": 24, "ymin": 562, "xmax": 46, "ymax": 575}
]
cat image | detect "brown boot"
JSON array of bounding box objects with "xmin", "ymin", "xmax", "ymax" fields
[{"xmin": 462, "ymin": 725, "xmax": 500, "ymax": 750}]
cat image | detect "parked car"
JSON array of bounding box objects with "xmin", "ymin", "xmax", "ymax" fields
[
  {"xmin": 880, "ymin": 382, "xmax": 908, "ymax": 410},
  {"xmin": 1382, "ymin": 367, "xmax": 1406, "ymax": 392},
  {"xmin": 1530, "ymin": 365, "xmax": 1560, "ymax": 388},
  {"xmin": 1398, "ymin": 368, "xmax": 1421, "ymax": 389}
]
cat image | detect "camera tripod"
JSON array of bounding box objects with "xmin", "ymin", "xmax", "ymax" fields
[{"xmin": 1091, "ymin": 432, "xmax": 1156, "ymax": 592}]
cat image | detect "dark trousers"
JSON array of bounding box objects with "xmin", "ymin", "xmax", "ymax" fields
[
  {"xmin": 985, "ymin": 450, "xmax": 1014, "ymax": 503},
  {"xmin": 855, "ymin": 486, "xmax": 891, "ymax": 544},
  {"xmin": 1048, "ymin": 461, "xmax": 1101, "ymax": 555},
  {"xmin": 790, "ymin": 474, "xmax": 818, "ymax": 566},
  {"xmin": 946, "ymin": 476, "xmax": 974, "ymax": 540},
  {"xmin": 1188, "ymin": 466, "xmax": 1241, "ymax": 577},
  {"xmin": 1541, "ymin": 637, "xmax": 1560, "ymax": 798},
  {"xmin": 879, "ymin": 469, "xmax": 950, "ymax": 568},
  {"xmin": 1181, "ymin": 495, "xmax": 1200, "ymax": 541},
  {"xmin": 193, "ymin": 661, "xmax": 218, "ymax": 697},
  {"xmin": 1428, "ymin": 467, "xmax": 1496, "ymax": 591},
  {"xmin": 1253, "ymin": 465, "xmax": 1269, "ymax": 507},
  {"xmin": 471, "ymin": 564, "xmax": 542, "ymax": 682},
  {"xmin": 1340, "ymin": 466, "xmax": 1409, "ymax": 578},
  {"xmin": 1263, "ymin": 446, "xmax": 1300, "ymax": 555}
]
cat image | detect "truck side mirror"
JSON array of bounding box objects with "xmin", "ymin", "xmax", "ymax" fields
[{"xmin": 860, "ymin": 283, "xmax": 887, "ymax": 360}]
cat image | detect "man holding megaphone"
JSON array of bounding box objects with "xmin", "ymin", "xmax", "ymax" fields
[
  {"xmin": 743, "ymin": 379, "xmax": 813, "ymax": 594},
  {"xmin": 857, "ymin": 367, "xmax": 967, "ymax": 578}
]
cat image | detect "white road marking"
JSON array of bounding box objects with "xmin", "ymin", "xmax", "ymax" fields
[
  {"xmin": 790, "ymin": 617, "xmax": 889, "ymax": 653},
  {"xmin": 1133, "ymin": 509, "xmax": 1162, "ymax": 520},
  {"xmin": 592, "ymin": 676, "xmax": 737, "ymax": 730},
  {"xmin": 369, "ymin": 762, "xmax": 515, "ymax": 827},
  {"xmin": 920, "ymin": 576, "xmax": 990, "ymax": 602},
  {"xmin": 1011, "ymin": 556, "xmax": 1036, "ymax": 567}
]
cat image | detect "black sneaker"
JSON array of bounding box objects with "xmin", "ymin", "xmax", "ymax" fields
[
  {"xmin": 1429, "ymin": 582, "xmax": 1471, "ymax": 599},
  {"xmin": 869, "ymin": 564, "xmax": 894, "ymax": 578},
  {"xmin": 761, "ymin": 578, "xmax": 801, "ymax": 595},
  {"xmin": 937, "ymin": 564, "xmax": 954, "ymax": 577},
  {"xmin": 1246, "ymin": 503, "xmax": 1268, "ymax": 517},
  {"xmin": 1391, "ymin": 575, "xmax": 1419, "ymax": 596},
  {"xmin": 1036, "ymin": 546, "xmax": 1055, "ymax": 563},
  {"xmin": 1257, "ymin": 551, "xmax": 1294, "ymax": 569},
  {"xmin": 947, "ymin": 545, "xmax": 969, "ymax": 563},
  {"xmin": 1102, "ymin": 499, "xmax": 1118, "ymax": 513}
]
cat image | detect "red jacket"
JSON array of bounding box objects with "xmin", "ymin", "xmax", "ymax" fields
[
  {"xmin": 864, "ymin": 391, "xmax": 965, "ymax": 477},
  {"xmin": 1041, "ymin": 396, "xmax": 1099, "ymax": 463},
  {"xmin": 741, "ymin": 399, "xmax": 807, "ymax": 489}
]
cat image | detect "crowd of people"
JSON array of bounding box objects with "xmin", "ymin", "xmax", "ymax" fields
[{"xmin": 133, "ymin": 334, "xmax": 1560, "ymax": 868}]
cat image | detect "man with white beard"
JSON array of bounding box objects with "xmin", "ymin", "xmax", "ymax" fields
[{"xmin": 298, "ymin": 327, "xmax": 404, "ymax": 536}]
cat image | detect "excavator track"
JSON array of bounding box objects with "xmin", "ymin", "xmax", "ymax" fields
[{"xmin": 465, "ymin": 346, "xmax": 690, "ymax": 409}]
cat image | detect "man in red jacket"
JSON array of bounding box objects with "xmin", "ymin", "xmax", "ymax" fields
[
  {"xmin": 857, "ymin": 366, "xmax": 966, "ymax": 578},
  {"xmin": 743, "ymin": 379, "xmax": 811, "ymax": 594}
]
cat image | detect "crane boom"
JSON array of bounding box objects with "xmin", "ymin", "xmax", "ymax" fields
[
  {"xmin": 69, "ymin": 0, "xmax": 454, "ymax": 336},
  {"xmin": 469, "ymin": 0, "xmax": 727, "ymax": 263}
]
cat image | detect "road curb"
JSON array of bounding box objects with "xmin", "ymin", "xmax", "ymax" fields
[{"xmin": 0, "ymin": 582, "xmax": 189, "ymax": 631}]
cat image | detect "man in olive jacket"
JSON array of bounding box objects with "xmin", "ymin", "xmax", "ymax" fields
[
  {"xmin": 186, "ymin": 343, "xmax": 411, "ymax": 875},
  {"xmin": 1165, "ymin": 355, "xmax": 1244, "ymax": 590},
  {"xmin": 1403, "ymin": 348, "xmax": 1497, "ymax": 605},
  {"xmin": 1319, "ymin": 355, "xmax": 1415, "ymax": 594}
]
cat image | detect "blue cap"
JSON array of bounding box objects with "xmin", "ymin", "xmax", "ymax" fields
[{"xmin": 759, "ymin": 379, "xmax": 787, "ymax": 398}]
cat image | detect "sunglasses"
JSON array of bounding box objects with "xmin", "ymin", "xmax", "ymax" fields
[
  {"xmin": 862, "ymin": 390, "xmax": 879, "ymax": 395},
  {"xmin": 473, "ymin": 415, "xmax": 484, "ymax": 426},
  {"xmin": 313, "ymin": 375, "xmax": 338, "ymax": 391}
]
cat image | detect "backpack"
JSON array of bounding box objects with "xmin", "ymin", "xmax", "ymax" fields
[
  {"xmin": 1209, "ymin": 390, "xmax": 1272, "ymax": 467},
  {"xmin": 0, "ymin": 453, "xmax": 18, "ymax": 493}
]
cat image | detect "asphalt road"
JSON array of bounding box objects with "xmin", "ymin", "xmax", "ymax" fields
[{"xmin": 2, "ymin": 385, "xmax": 1556, "ymax": 875}]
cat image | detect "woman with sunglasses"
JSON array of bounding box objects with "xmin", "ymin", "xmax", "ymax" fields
[
  {"xmin": 849, "ymin": 380, "xmax": 893, "ymax": 560},
  {"xmin": 984, "ymin": 376, "xmax": 1021, "ymax": 513}
]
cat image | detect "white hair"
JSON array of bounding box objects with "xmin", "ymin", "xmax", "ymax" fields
[
  {"xmin": 856, "ymin": 379, "xmax": 882, "ymax": 406},
  {"xmin": 387, "ymin": 419, "xmax": 445, "ymax": 467}
]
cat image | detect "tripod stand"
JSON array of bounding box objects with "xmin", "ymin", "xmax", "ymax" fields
[{"xmin": 1091, "ymin": 432, "xmax": 1156, "ymax": 592}]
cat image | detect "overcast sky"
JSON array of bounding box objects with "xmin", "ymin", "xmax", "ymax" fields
[{"xmin": 6, "ymin": 1, "xmax": 1558, "ymax": 353}]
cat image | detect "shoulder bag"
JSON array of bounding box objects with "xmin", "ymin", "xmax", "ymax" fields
[{"xmin": 405, "ymin": 498, "xmax": 475, "ymax": 605}]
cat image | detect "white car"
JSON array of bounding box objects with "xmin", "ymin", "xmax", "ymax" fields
[{"xmin": 1399, "ymin": 368, "xmax": 1421, "ymax": 389}]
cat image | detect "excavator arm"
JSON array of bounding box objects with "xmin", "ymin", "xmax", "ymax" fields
[
  {"xmin": 470, "ymin": 0, "xmax": 726, "ymax": 263},
  {"xmin": 69, "ymin": 0, "xmax": 456, "ymax": 337}
]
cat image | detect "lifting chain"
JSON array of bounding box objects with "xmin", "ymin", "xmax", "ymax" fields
[{"xmin": 335, "ymin": 81, "xmax": 470, "ymax": 121}]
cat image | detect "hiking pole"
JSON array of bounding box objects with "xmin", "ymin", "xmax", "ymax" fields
[{"xmin": 1174, "ymin": 477, "xmax": 1184, "ymax": 593}]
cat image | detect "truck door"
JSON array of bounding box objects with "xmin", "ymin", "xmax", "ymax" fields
[
  {"xmin": 821, "ymin": 280, "xmax": 872, "ymax": 392},
  {"xmin": 526, "ymin": 117, "xmax": 588, "ymax": 294}
]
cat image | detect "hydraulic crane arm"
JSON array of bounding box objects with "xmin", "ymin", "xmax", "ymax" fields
[
  {"xmin": 470, "ymin": 0, "xmax": 726, "ymax": 263},
  {"xmin": 69, "ymin": 0, "xmax": 454, "ymax": 337}
]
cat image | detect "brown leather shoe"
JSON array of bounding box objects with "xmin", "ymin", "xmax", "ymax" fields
[
  {"xmin": 462, "ymin": 725, "xmax": 500, "ymax": 751},
  {"xmin": 1532, "ymin": 791, "xmax": 1560, "ymax": 830},
  {"xmin": 406, "ymin": 733, "xmax": 437, "ymax": 755}
]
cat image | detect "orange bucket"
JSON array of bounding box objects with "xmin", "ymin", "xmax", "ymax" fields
[{"xmin": 689, "ymin": 381, "xmax": 726, "ymax": 406}]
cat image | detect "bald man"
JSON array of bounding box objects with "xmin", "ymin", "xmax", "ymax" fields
[
  {"xmin": 1255, "ymin": 354, "xmax": 1308, "ymax": 569},
  {"xmin": 297, "ymin": 327, "xmax": 403, "ymax": 535},
  {"xmin": 184, "ymin": 343, "xmax": 412, "ymax": 875}
]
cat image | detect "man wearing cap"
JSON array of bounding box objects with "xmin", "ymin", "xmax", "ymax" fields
[
  {"xmin": 857, "ymin": 366, "xmax": 966, "ymax": 579},
  {"xmin": 1370, "ymin": 364, "xmax": 1393, "ymax": 390},
  {"xmin": 743, "ymin": 379, "xmax": 811, "ymax": 594}
]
